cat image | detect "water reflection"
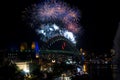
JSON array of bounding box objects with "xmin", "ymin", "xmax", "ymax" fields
[
  {"xmin": 83, "ymin": 64, "xmax": 87, "ymax": 72},
  {"xmin": 85, "ymin": 63, "xmax": 114, "ymax": 80}
]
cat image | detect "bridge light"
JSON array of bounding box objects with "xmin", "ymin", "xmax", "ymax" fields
[
  {"xmin": 80, "ymin": 48, "xmax": 83, "ymax": 52},
  {"xmin": 62, "ymin": 42, "xmax": 66, "ymax": 50},
  {"xmin": 31, "ymin": 42, "xmax": 35, "ymax": 49}
]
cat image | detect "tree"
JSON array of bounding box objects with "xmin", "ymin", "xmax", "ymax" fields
[{"xmin": 0, "ymin": 59, "xmax": 24, "ymax": 80}]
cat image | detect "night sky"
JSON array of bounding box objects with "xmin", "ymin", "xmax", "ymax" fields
[{"xmin": 1, "ymin": 0, "xmax": 120, "ymax": 53}]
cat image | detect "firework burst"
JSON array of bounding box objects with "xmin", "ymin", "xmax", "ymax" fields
[{"xmin": 23, "ymin": 0, "xmax": 81, "ymax": 44}]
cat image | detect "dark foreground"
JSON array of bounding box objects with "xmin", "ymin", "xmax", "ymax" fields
[{"xmin": 0, "ymin": 63, "xmax": 120, "ymax": 80}]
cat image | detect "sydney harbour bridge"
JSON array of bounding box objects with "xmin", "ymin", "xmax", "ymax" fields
[
  {"xmin": 9, "ymin": 35, "xmax": 80, "ymax": 57},
  {"xmin": 41, "ymin": 36, "xmax": 80, "ymax": 55}
]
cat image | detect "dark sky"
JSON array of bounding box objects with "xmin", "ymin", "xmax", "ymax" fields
[{"xmin": 1, "ymin": 0, "xmax": 120, "ymax": 53}]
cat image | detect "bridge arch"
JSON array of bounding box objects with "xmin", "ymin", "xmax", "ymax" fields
[{"xmin": 45, "ymin": 36, "xmax": 79, "ymax": 55}]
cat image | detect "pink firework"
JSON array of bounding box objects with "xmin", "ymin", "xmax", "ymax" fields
[{"xmin": 23, "ymin": 0, "xmax": 80, "ymax": 33}]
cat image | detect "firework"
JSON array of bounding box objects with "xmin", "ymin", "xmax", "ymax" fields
[
  {"xmin": 36, "ymin": 24, "xmax": 76, "ymax": 44},
  {"xmin": 23, "ymin": 0, "xmax": 81, "ymax": 44}
]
